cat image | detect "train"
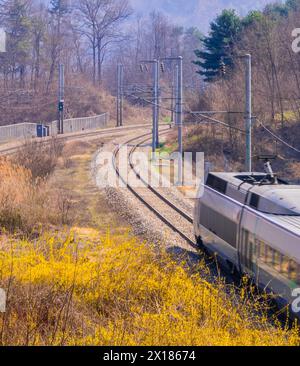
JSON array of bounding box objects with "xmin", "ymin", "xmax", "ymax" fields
[{"xmin": 193, "ymin": 160, "xmax": 300, "ymax": 319}]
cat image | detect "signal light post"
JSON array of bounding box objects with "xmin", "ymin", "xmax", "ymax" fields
[
  {"xmin": 117, "ymin": 64, "xmax": 124, "ymax": 127},
  {"xmin": 58, "ymin": 63, "xmax": 64, "ymax": 134},
  {"xmin": 245, "ymin": 54, "xmax": 252, "ymax": 173}
]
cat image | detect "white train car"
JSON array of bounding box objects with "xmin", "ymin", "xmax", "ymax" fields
[{"xmin": 194, "ymin": 169, "xmax": 300, "ymax": 318}]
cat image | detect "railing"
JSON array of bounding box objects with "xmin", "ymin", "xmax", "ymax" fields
[
  {"xmin": 48, "ymin": 113, "xmax": 109, "ymax": 135},
  {"xmin": 0, "ymin": 112, "xmax": 109, "ymax": 143},
  {"xmin": 0, "ymin": 123, "xmax": 37, "ymax": 142}
]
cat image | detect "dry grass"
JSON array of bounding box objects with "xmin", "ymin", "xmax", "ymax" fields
[
  {"xmin": 14, "ymin": 138, "xmax": 64, "ymax": 180},
  {"xmin": 0, "ymin": 158, "xmax": 73, "ymax": 234}
]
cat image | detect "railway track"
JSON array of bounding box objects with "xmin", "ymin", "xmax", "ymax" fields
[{"xmin": 112, "ymin": 130, "xmax": 197, "ymax": 248}]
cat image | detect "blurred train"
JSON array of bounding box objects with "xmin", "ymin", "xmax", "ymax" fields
[{"xmin": 194, "ymin": 160, "xmax": 300, "ymax": 318}]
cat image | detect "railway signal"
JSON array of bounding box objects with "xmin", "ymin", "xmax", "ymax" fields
[
  {"xmin": 220, "ymin": 58, "xmax": 226, "ymax": 76},
  {"xmin": 58, "ymin": 100, "xmax": 64, "ymax": 112}
]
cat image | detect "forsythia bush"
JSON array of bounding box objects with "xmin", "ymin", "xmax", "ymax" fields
[{"xmin": 0, "ymin": 229, "xmax": 299, "ymax": 346}]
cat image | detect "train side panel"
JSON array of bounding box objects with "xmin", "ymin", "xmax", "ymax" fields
[
  {"xmin": 194, "ymin": 187, "xmax": 241, "ymax": 268},
  {"xmin": 239, "ymin": 208, "xmax": 300, "ymax": 314}
]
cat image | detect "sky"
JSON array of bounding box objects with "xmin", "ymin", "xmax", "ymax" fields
[{"xmin": 130, "ymin": 0, "xmax": 281, "ymax": 32}]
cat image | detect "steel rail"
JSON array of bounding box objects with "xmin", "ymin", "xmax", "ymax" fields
[
  {"xmin": 112, "ymin": 130, "xmax": 196, "ymax": 248},
  {"xmin": 129, "ymin": 135, "xmax": 194, "ymax": 224}
]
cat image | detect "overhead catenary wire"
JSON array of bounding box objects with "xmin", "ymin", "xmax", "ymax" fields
[
  {"xmin": 186, "ymin": 111, "xmax": 246, "ymax": 133},
  {"xmin": 125, "ymin": 91, "xmax": 247, "ymax": 133},
  {"xmin": 127, "ymin": 85, "xmax": 299, "ymax": 153},
  {"xmin": 257, "ymin": 118, "xmax": 300, "ymax": 154}
]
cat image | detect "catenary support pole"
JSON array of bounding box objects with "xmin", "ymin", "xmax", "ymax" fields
[
  {"xmin": 120, "ymin": 64, "xmax": 124, "ymax": 127},
  {"xmin": 155, "ymin": 60, "xmax": 159, "ymax": 148},
  {"xmin": 245, "ymin": 54, "xmax": 252, "ymax": 172},
  {"xmin": 177, "ymin": 56, "xmax": 183, "ymax": 184},
  {"xmin": 152, "ymin": 60, "xmax": 158, "ymax": 154},
  {"xmin": 116, "ymin": 64, "xmax": 120, "ymax": 127}
]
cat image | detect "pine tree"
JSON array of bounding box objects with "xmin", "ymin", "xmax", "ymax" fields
[{"xmin": 194, "ymin": 9, "xmax": 241, "ymax": 83}]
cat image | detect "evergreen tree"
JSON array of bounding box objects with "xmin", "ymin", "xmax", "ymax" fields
[
  {"xmin": 286, "ymin": 0, "xmax": 300, "ymax": 11},
  {"xmin": 194, "ymin": 9, "xmax": 241, "ymax": 82}
]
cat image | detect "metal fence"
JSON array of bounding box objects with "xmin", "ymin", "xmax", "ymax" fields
[
  {"xmin": 0, "ymin": 122, "xmax": 37, "ymax": 142},
  {"xmin": 48, "ymin": 113, "xmax": 109, "ymax": 135},
  {"xmin": 0, "ymin": 113, "xmax": 109, "ymax": 143}
]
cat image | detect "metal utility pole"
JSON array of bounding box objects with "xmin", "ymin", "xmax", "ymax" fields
[
  {"xmin": 117, "ymin": 65, "xmax": 120, "ymax": 127},
  {"xmin": 154, "ymin": 60, "xmax": 159, "ymax": 148},
  {"xmin": 120, "ymin": 64, "xmax": 124, "ymax": 127},
  {"xmin": 117, "ymin": 64, "xmax": 124, "ymax": 127},
  {"xmin": 245, "ymin": 54, "xmax": 252, "ymax": 172},
  {"xmin": 140, "ymin": 59, "xmax": 160, "ymax": 153},
  {"xmin": 58, "ymin": 63, "xmax": 64, "ymax": 134},
  {"xmin": 177, "ymin": 56, "xmax": 183, "ymax": 184},
  {"xmin": 160, "ymin": 56, "xmax": 184, "ymax": 184},
  {"xmin": 170, "ymin": 67, "xmax": 176, "ymax": 123},
  {"xmin": 152, "ymin": 60, "xmax": 158, "ymax": 153}
]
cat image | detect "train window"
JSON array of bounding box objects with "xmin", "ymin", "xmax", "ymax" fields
[
  {"xmin": 206, "ymin": 174, "xmax": 227, "ymax": 194},
  {"xmin": 264, "ymin": 244, "xmax": 269, "ymax": 263},
  {"xmin": 255, "ymin": 238, "xmax": 300, "ymax": 284},
  {"xmin": 257, "ymin": 240, "xmax": 264, "ymax": 259},
  {"xmin": 289, "ymin": 260, "xmax": 298, "ymax": 282},
  {"xmin": 200, "ymin": 203, "xmax": 237, "ymax": 248},
  {"xmin": 273, "ymin": 251, "xmax": 282, "ymax": 273},
  {"xmin": 267, "ymin": 247, "xmax": 276, "ymax": 267},
  {"xmin": 250, "ymin": 193, "xmax": 260, "ymax": 209},
  {"xmin": 280, "ymin": 256, "xmax": 290, "ymax": 277}
]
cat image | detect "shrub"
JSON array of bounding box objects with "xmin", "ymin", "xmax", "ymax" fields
[
  {"xmin": 0, "ymin": 230, "xmax": 298, "ymax": 346},
  {"xmin": 0, "ymin": 158, "xmax": 73, "ymax": 233},
  {"xmin": 14, "ymin": 137, "xmax": 64, "ymax": 180}
]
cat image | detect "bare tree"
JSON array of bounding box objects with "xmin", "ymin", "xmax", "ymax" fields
[{"xmin": 73, "ymin": 0, "xmax": 131, "ymax": 85}]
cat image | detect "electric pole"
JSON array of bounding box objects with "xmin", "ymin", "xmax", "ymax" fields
[
  {"xmin": 120, "ymin": 64, "xmax": 124, "ymax": 127},
  {"xmin": 117, "ymin": 64, "xmax": 120, "ymax": 127},
  {"xmin": 160, "ymin": 56, "xmax": 184, "ymax": 184},
  {"xmin": 58, "ymin": 63, "xmax": 64, "ymax": 134},
  {"xmin": 117, "ymin": 64, "xmax": 124, "ymax": 127},
  {"xmin": 140, "ymin": 59, "xmax": 160, "ymax": 154},
  {"xmin": 177, "ymin": 56, "xmax": 183, "ymax": 185},
  {"xmin": 171, "ymin": 67, "xmax": 176, "ymax": 123},
  {"xmin": 154, "ymin": 60, "xmax": 159, "ymax": 148},
  {"xmin": 245, "ymin": 54, "xmax": 252, "ymax": 172}
]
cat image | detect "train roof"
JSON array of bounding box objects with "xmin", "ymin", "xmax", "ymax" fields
[{"xmin": 207, "ymin": 172, "xmax": 300, "ymax": 216}]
